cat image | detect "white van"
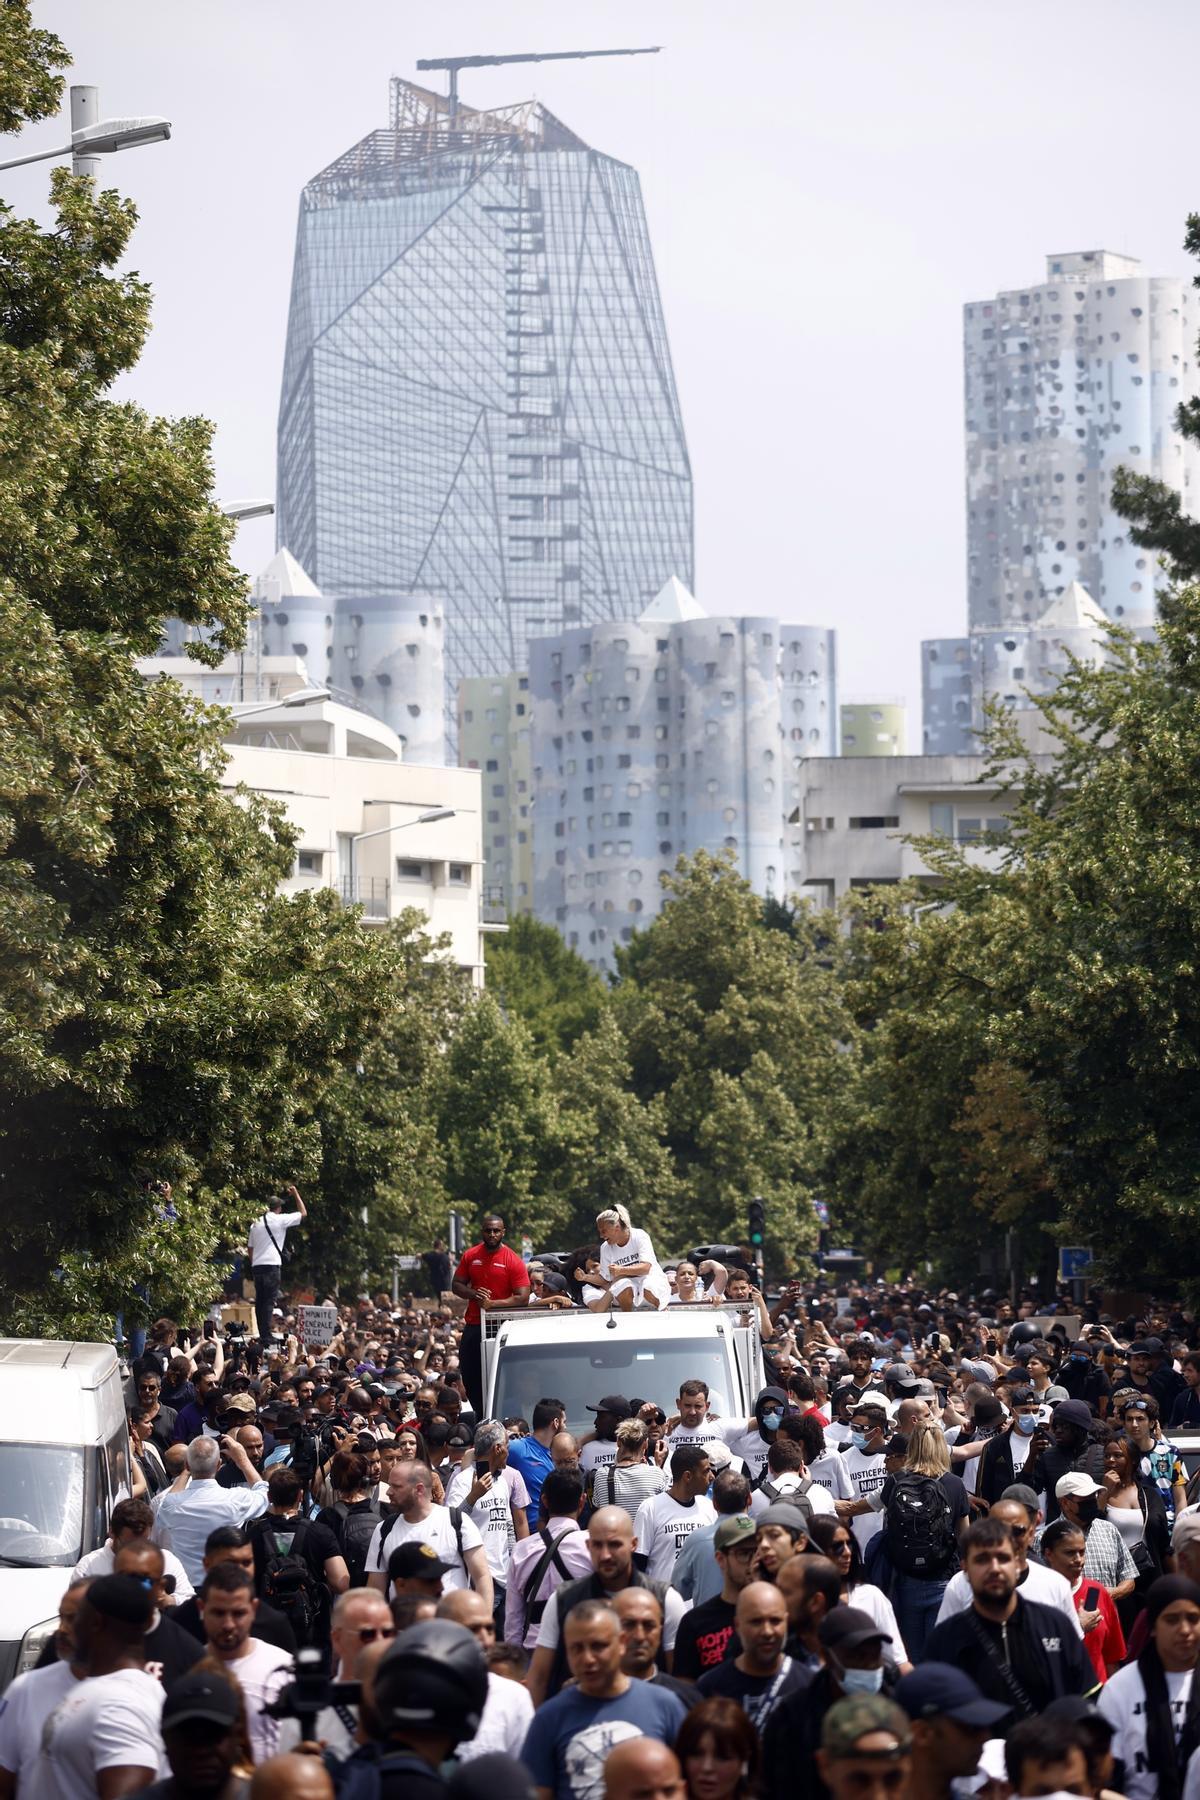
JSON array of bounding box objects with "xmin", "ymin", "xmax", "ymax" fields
[
  {"xmin": 0, "ymin": 1340, "xmax": 130, "ymax": 1688},
  {"xmin": 482, "ymin": 1302, "xmax": 766, "ymax": 1436}
]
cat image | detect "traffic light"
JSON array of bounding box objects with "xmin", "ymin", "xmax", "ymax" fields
[{"xmin": 748, "ymin": 1197, "xmax": 766, "ymax": 1249}]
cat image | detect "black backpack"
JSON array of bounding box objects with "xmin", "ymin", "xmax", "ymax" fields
[
  {"xmin": 883, "ymin": 1471, "xmax": 957, "ymax": 1577},
  {"xmin": 255, "ymin": 1516, "xmax": 327, "ymax": 1645},
  {"xmin": 332, "ymin": 1500, "xmax": 383, "ymax": 1589}
]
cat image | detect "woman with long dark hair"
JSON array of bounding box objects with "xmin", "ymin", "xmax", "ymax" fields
[
  {"xmin": 1104, "ymin": 1430, "xmax": 1170, "ymax": 1629},
  {"xmin": 1098, "ymin": 1575, "xmax": 1200, "ymax": 1800},
  {"xmin": 807, "ymin": 1514, "xmax": 911, "ymax": 1670},
  {"xmin": 676, "ymin": 1695, "xmax": 759, "ymax": 1800}
]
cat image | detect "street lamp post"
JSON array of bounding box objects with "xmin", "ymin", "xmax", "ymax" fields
[
  {"xmin": 346, "ymin": 810, "xmax": 457, "ymax": 913},
  {"xmin": 0, "ymin": 83, "xmax": 171, "ymax": 176},
  {"xmin": 228, "ymin": 687, "xmax": 331, "ymax": 721}
]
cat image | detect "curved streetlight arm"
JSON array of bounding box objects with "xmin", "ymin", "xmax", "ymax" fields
[{"xmin": 351, "ymin": 810, "xmax": 456, "ymax": 846}]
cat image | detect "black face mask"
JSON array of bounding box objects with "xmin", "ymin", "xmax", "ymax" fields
[{"xmin": 1075, "ymin": 1498, "xmax": 1101, "ymax": 1526}]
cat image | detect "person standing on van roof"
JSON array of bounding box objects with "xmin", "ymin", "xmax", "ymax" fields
[
  {"xmin": 451, "ymin": 1216, "xmax": 530, "ymax": 1417},
  {"xmin": 246, "ymin": 1186, "xmax": 307, "ymax": 1346}
]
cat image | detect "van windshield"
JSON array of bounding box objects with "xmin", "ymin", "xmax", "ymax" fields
[
  {"xmin": 490, "ymin": 1336, "xmax": 735, "ymax": 1438},
  {"xmin": 0, "ymin": 1445, "xmax": 86, "ymax": 1566}
]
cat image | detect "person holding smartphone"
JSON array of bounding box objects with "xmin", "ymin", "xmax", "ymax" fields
[
  {"xmin": 1041, "ymin": 1515, "xmax": 1127, "ymax": 1682},
  {"xmin": 443, "ymin": 1419, "xmax": 531, "ymax": 1629}
]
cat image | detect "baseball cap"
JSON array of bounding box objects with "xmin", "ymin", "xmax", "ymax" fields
[
  {"xmin": 218, "ymin": 1393, "xmax": 256, "ymax": 1416},
  {"xmin": 820, "ymin": 1694, "xmax": 912, "ymax": 1758},
  {"xmin": 1042, "ymin": 1694, "xmax": 1115, "ymax": 1737},
  {"xmin": 1056, "ymin": 1471, "xmax": 1104, "ymax": 1500},
  {"xmin": 894, "ymin": 1662, "xmax": 1011, "ymax": 1728},
  {"xmin": 387, "ymin": 1542, "xmax": 453, "ymax": 1580},
  {"xmin": 1129, "ymin": 1340, "xmax": 1153, "ymax": 1356},
  {"xmin": 714, "ymin": 1515, "xmax": 757, "ymax": 1551},
  {"xmin": 161, "ymin": 1672, "xmax": 240, "ymax": 1731},
  {"xmin": 1001, "ymin": 1483, "xmax": 1040, "ymax": 1515},
  {"xmin": 883, "ymin": 1362, "xmax": 918, "ymax": 1390},
  {"xmin": 586, "ymin": 1394, "xmax": 632, "ymax": 1417},
  {"xmin": 87, "ymin": 1573, "xmax": 154, "ymax": 1626},
  {"xmin": 756, "ymin": 1500, "xmax": 812, "ymax": 1536},
  {"xmin": 1045, "ymin": 1385, "xmax": 1070, "ymax": 1403},
  {"xmin": 1052, "ymin": 1398, "xmax": 1094, "ymax": 1430},
  {"xmin": 1173, "ymin": 1508, "xmax": 1200, "ymax": 1552},
  {"xmin": 820, "ymin": 1605, "xmax": 892, "ymax": 1653}
]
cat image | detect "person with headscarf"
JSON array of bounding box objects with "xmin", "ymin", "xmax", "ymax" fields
[{"xmin": 1098, "ymin": 1574, "xmax": 1200, "ymax": 1800}]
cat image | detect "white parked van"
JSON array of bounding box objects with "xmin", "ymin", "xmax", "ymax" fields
[
  {"xmin": 0, "ymin": 1340, "xmax": 129, "ymax": 1689},
  {"xmin": 482, "ymin": 1302, "xmax": 766, "ymax": 1435}
]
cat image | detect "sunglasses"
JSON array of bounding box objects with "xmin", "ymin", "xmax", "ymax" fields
[{"xmin": 353, "ymin": 1625, "xmax": 397, "ymax": 1643}]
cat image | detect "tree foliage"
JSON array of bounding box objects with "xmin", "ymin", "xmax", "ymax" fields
[{"xmin": 485, "ymin": 912, "xmax": 606, "ymax": 1058}]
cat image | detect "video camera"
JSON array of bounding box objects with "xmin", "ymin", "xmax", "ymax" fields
[{"xmin": 263, "ymin": 1647, "xmax": 360, "ymax": 1737}]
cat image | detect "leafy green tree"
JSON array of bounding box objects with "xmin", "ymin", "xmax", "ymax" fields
[
  {"xmin": 0, "ymin": 19, "xmax": 405, "ymax": 1335},
  {"xmin": 437, "ymin": 993, "xmax": 564, "ymax": 1246},
  {"xmin": 290, "ymin": 915, "xmax": 469, "ymax": 1298},
  {"xmin": 553, "ymin": 1010, "xmax": 677, "ymax": 1246},
  {"xmin": 612, "ymin": 852, "xmax": 848, "ymax": 1263},
  {"xmin": 1112, "ymin": 215, "xmax": 1200, "ymax": 579},
  {"xmin": 485, "ymin": 912, "xmax": 606, "ymax": 1057}
]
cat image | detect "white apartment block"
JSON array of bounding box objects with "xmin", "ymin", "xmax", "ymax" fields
[
  {"xmin": 529, "ymin": 578, "xmax": 836, "ymax": 968},
  {"xmin": 216, "ymin": 697, "xmax": 496, "ymax": 985},
  {"xmin": 793, "ymin": 753, "xmax": 1052, "ymax": 907},
  {"xmin": 965, "ymin": 248, "xmax": 1199, "ymax": 634}
]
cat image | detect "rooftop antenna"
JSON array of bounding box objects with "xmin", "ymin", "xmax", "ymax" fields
[{"xmin": 416, "ymin": 46, "xmax": 661, "ymax": 122}]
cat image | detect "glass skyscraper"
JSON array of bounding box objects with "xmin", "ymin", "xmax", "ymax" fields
[{"xmin": 277, "ymin": 78, "xmax": 694, "ymax": 697}]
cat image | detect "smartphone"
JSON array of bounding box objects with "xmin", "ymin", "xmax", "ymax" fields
[
  {"xmin": 475, "ymin": 1458, "xmax": 490, "ymax": 1479},
  {"xmin": 1084, "ymin": 1586, "xmax": 1101, "ymax": 1611}
]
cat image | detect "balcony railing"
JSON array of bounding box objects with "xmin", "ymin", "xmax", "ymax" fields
[
  {"xmin": 482, "ymin": 882, "xmax": 508, "ymax": 924},
  {"xmin": 338, "ymin": 875, "xmax": 390, "ymax": 919}
]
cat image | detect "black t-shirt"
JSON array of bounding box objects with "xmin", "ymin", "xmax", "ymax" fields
[
  {"xmin": 695, "ymin": 1656, "xmax": 808, "ymax": 1731},
  {"xmin": 143, "ymin": 1406, "xmax": 177, "ymax": 1454},
  {"xmin": 672, "ymin": 1595, "xmax": 737, "ymax": 1681},
  {"xmin": 144, "ymin": 1613, "xmax": 206, "ymax": 1689},
  {"xmin": 253, "ymin": 1513, "xmax": 342, "ymax": 1585}
]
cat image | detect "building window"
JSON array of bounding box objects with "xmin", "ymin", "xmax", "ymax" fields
[
  {"xmin": 396, "ymin": 859, "xmax": 429, "ymax": 880},
  {"xmin": 929, "ymin": 803, "xmax": 954, "ymax": 838},
  {"xmin": 296, "ymin": 850, "xmax": 323, "ymax": 877},
  {"xmin": 448, "ymin": 864, "xmax": 470, "ymax": 885},
  {"xmin": 847, "ymin": 817, "xmax": 899, "ymax": 830}
]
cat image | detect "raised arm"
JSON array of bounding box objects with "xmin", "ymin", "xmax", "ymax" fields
[{"xmin": 286, "ymin": 1182, "xmax": 308, "ymax": 1220}]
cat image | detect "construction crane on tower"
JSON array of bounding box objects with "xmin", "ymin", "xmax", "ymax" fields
[{"xmin": 415, "ymin": 46, "xmax": 662, "ymax": 120}]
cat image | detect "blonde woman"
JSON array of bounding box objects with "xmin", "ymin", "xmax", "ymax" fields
[
  {"xmin": 876, "ymin": 1419, "xmax": 970, "ymax": 1660},
  {"xmin": 589, "ymin": 1205, "xmax": 672, "ymax": 1312},
  {"xmin": 589, "ymin": 1417, "xmax": 668, "ymax": 1517}
]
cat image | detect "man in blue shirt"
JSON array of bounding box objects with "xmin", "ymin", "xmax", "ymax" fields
[
  {"xmin": 507, "ymin": 1398, "xmax": 566, "ymax": 1523},
  {"xmin": 522, "ymin": 1598, "xmax": 686, "ymax": 1800}
]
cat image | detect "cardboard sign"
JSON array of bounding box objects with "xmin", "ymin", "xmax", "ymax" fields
[{"xmin": 297, "ymin": 1304, "xmax": 339, "ymax": 1346}]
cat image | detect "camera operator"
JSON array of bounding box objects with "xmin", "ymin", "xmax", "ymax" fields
[{"xmin": 310, "ymin": 1590, "xmax": 396, "ymax": 1759}]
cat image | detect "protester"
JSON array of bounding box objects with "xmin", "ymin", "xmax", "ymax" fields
[
  {"xmin": 1098, "ymin": 1575, "xmax": 1200, "ymax": 1800},
  {"xmin": 451, "ymin": 1215, "xmax": 531, "ymax": 1415},
  {"xmin": 504, "ymin": 1468, "xmax": 592, "ymax": 1652},
  {"xmin": 194, "ymin": 1563, "xmax": 295, "ymax": 1764},
  {"xmin": 0, "ymin": 1582, "xmax": 89, "ymax": 1800},
  {"xmin": 155, "ymin": 1437, "xmax": 269, "ymax": 1585},
  {"xmin": 139, "ymin": 1671, "xmax": 249, "ymax": 1800},
  {"xmin": 674, "ymin": 1696, "xmax": 759, "ymax": 1800},
  {"xmin": 672, "ymin": 1515, "xmax": 758, "ymax": 1680},
  {"xmin": 247, "ymin": 1187, "xmax": 307, "ymax": 1345}
]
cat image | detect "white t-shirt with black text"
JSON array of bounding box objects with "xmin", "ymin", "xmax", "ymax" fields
[
  {"xmin": 1099, "ymin": 1662, "xmax": 1193, "ymax": 1800},
  {"xmin": 632, "ymin": 1490, "xmax": 717, "ymax": 1582},
  {"xmin": 579, "ymin": 1439, "xmax": 619, "ymax": 1477},
  {"xmin": 843, "ymin": 1448, "xmax": 888, "ymax": 1550},
  {"xmin": 443, "ymin": 1464, "xmax": 531, "ymax": 1585}
]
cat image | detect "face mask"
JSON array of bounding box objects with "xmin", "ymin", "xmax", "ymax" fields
[
  {"xmin": 839, "ymin": 1665, "xmax": 884, "ymax": 1696},
  {"xmin": 1070, "ymin": 1354, "xmax": 1090, "ymax": 1364},
  {"xmin": 1015, "ymin": 1414, "xmax": 1038, "ymax": 1435},
  {"xmin": 761, "ymin": 1411, "xmax": 781, "ymax": 1433},
  {"xmin": 1076, "ymin": 1498, "xmax": 1100, "ymax": 1525},
  {"xmin": 851, "ymin": 1431, "xmax": 870, "ymax": 1452}
]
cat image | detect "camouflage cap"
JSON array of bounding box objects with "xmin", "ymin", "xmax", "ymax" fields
[{"xmin": 820, "ymin": 1694, "xmax": 912, "ymax": 1759}]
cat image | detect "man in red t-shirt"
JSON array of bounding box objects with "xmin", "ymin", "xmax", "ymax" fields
[{"xmin": 451, "ymin": 1213, "xmax": 530, "ymax": 1412}]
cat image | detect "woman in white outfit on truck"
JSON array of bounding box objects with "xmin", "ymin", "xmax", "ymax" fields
[{"xmin": 590, "ymin": 1206, "xmax": 672, "ymax": 1311}]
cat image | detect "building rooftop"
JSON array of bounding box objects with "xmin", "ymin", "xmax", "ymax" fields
[
  {"xmin": 304, "ymin": 79, "xmax": 591, "ymax": 204},
  {"xmin": 256, "ymin": 547, "xmax": 322, "ymax": 599},
  {"xmin": 637, "ymin": 575, "xmax": 706, "ymax": 624},
  {"xmin": 1038, "ymin": 580, "xmax": 1107, "ymax": 633}
]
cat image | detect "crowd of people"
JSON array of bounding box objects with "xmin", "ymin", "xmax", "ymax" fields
[{"xmin": 5, "ymin": 1197, "xmax": 1200, "ymax": 1800}]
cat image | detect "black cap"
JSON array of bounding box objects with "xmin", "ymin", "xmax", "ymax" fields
[
  {"xmin": 882, "ymin": 1362, "xmax": 918, "ymax": 1390},
  {"xmin": 388, "ymin": 1541, "xmax": 453, "ymax": 1581},
  {"xmin": 894, "ymin": 1663, "xmax": 1011, "ymax": 1727},
  {"xmin": 162, "ymin": 1672, "xmax": 240, "ymax": 1730},
  {"xmin": 819, "ymin": 1605, "xmax": 892, "ymax": 1652},
  {"xmin": 86, "ymin": 1574, "xmax": 154, "ymax": 1627},
  {"xmin": 586, "ymin": 1394, "xmax": 632, "ymax": 1417}
]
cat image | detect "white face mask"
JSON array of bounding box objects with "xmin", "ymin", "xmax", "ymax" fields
[{"xmin": 839, "ymin": 1664, "xmax": 884, "ymax": 1696}]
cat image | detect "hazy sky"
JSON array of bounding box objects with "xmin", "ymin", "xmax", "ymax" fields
[{"xmin": 16, "ymin": 1, "xmax": 1200, "ymax": 725}]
